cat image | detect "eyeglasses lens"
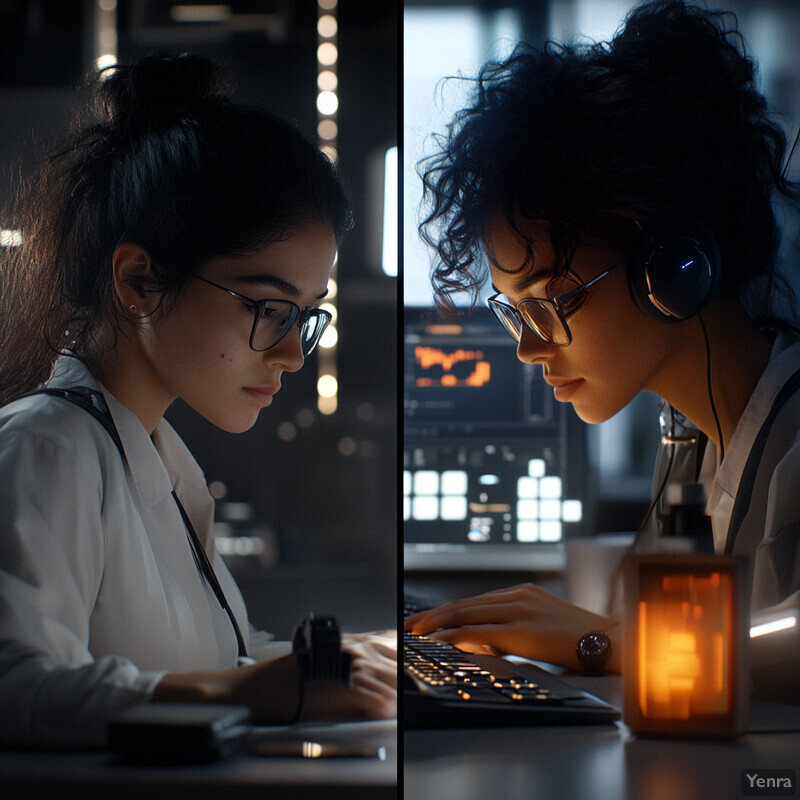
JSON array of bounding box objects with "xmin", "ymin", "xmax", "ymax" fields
[
  {"xmin": 489, "ymin": 298, "xmax": 567, "ymax": 346},
  {"xmin": 250, "ymin": 301, "xmax": 293, "ymax": 351},
  {"xmin": 298, "ymin": 312, "xmax": 331, "ymax": 356},
  {"xmin": 251, "ymin": 301, "xmax": 331, "ymax": 356},
  {"xmin": 518, "ymin": 300, "xmax": 568, "ymax": 345},
  {"xmin": 490, "ymin": 303, "xmax": 524, "ymax": 340}
]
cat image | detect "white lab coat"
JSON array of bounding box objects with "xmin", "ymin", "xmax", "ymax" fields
[{"xmin": 0, "ymin": 355, "xmax": 288, "ymax": 748}]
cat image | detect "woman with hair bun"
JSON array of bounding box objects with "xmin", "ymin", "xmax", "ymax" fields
[
  {"xmin": 405, "ymin": 0, "xmax": 800, "ymax": 701},
  {"xmin": 0, "ymin": 53, "xmax": 395, "ymax": 748}
]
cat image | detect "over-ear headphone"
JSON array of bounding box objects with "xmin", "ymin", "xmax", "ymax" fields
[{"xmin": 628, "ymin": 221, "xmax": 721, "ymax": 323}]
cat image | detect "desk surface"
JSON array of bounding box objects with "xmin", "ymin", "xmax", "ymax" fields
[
  {"xmin": 1, "ymin": 719, "xmax": 397, "ymax": 800},
  {"xmin": 404, "ymin": 676, "xmax": 800, "ymax": 800}
]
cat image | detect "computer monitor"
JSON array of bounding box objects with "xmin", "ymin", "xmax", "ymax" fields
[{"xmin": 404, "ymin": 306, "xmax": 590, "ymax": 571}]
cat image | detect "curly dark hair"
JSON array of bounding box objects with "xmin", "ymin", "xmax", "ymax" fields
[
  {"xmin": 0, "ymin": 54, "xmax": 352, "ymax": 405},
  {"xmin": 418, "ymin": 0, "xmax": 800, "ymax": 322}
]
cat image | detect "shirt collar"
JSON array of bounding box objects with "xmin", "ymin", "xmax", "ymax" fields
[
  {"xmin": 706, "ymin": 332, "xmax": 800, "ymax": 542},
  {"xmin": 46, "ymin": 355, "xmax": 207, "ymax": 505}
]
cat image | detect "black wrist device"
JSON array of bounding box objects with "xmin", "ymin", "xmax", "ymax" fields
[
  {"xmin": 292, "ymin": 614, "xmax": 352, "ymax": 684},
  {"xmin": 576, "ymin": 631, "xmax": 612, "ymax": 676}
]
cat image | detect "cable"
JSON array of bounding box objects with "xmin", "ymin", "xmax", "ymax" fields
[{"xmin": 698, "ymin": 313, "xmax": 725, "ymax": 463}]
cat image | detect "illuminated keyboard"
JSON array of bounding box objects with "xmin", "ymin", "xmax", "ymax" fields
[{"xmin": 404, "ymin": 598, "xmax": 620, "ymax": 728}]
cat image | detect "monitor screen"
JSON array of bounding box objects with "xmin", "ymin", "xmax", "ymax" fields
[{"xmin": 404, "ymin": 307, "xmax": 589, "ymax": 571}]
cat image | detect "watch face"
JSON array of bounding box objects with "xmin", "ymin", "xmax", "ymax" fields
[
  {"xmin": 577, "ymin": 632, "xmax": 611, "ymax": 676},
  {"xmin": 579, "ymin": 632, "xmax": 610, "ymax": 658}
]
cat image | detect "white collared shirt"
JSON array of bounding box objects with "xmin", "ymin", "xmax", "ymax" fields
[
  {"xmin": 701, "ymin": 332, "xmax": 800, "ymax": 610},
  {"xmin": 0, "ymin": 355, "xmax": 284, "ymax": 748}
]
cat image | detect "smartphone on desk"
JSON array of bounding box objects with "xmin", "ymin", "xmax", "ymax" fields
[{"xmin": 107, "ymin": 703, "xmax": 252, "ymax": 764}]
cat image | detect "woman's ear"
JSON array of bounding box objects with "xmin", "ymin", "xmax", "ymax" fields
[{"xmin": 112, "ymin": 243, "xmax": 155, "ymax": 315}]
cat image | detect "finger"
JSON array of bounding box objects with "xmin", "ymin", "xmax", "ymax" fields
[
  {"xmin": 351, "ymin": 662, "xmax": 398, "ymax": 692},
  {"xmin": 343, "ymin": 633, "xmax": 398, "ymax": 659},
  {"xmin": 351, "ymin": 665, "xmax": 398, "ymax": 694},
  {"xmin": 405, "ymin": 600, "xmax": 524, "ymax": 635},
  {"xmin": 431, "ymin": 639, "xmax": 500, "ymax": 657},
  {"xmin": 301, "ymin": 679, "xmax": 396, "ymax": 722},
  {"xmin": 344, "ymin": 630, "xmax": 397, "ymax": 646},
  {"xmin": 346, "ymin": 644, "xmax": 398, "ymax": 680},
  {"xmin": 411, "ymin": 584, "xmax": 534, "ymax": 614},
  {"xmin": 345, "ymin": 644, "xmax": 398, "ymax": 676},
  {"xmin": 405, "ymin": 586, "xmax": 534, "ymax": 629},
  {"xmin": 429, "ymin": 624, "xmax": 527, "ymax": 657},
  {"xmin": 352, "ymin": 663, "xmax": 399, "ymax": 697},
  {"xmin": 362, "ymin": 638, "xmax": 398, "ymax": 660},
  {"xmin": 343, "ymin": 643, "xmax": 397, "ymax": 665},
  {"xmin": 335, "ymin": 677, "xmax": 396, "ymax": 720}
]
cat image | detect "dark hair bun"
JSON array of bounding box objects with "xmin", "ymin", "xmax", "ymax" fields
[
  {"xmin": 611, "ymin": 1, "xmax": 757, "ymax": 117},
  {"xmin": 98, "ymin": 53, "xmax": 230, "ymax": 133}
]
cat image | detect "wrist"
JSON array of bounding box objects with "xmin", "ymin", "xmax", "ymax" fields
[{"xmin": 151, "ymin": 669, "xmax": 227, "ymax": 705}]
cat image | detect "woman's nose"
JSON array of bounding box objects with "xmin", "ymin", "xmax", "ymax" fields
[
  {"xmin": 516, "ymin": 324, "xmax": 555, "ymax": 365},
  {"xmin": 263, "ymin": 326, "xmax": 305, "ymax": 372}
]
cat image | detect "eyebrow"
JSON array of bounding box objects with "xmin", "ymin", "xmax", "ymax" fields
[
  {"xmin": 491, "ymin": 267, "xmax": 557, "ymax": 297},
  {"xmin": 512, "ymin": 268, "xmax": 557, "ymax": 294},
  {"xmin": 493, "ymin": 265, "xmax": 586, "ymax": 298},
  {"xmin": 234, "ymin": 273, "xmax": 329, "ymax": 301}
]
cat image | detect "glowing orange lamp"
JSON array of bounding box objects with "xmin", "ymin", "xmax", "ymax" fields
[{"xmin": 623, "ymin": 553, "xmax": 749, "ymax": 737}]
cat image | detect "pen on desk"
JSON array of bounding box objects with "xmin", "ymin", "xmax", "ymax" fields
[{"xmin": 250, "ymin": 739, "xmax": 387, "ymax": 759}]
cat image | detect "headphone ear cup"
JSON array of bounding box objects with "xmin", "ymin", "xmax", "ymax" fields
[{"xmin": 628, "ymin": 222, "xmax": 721, "ymax": 323}]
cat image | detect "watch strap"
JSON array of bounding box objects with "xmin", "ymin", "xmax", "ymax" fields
[{"xmin": 293, "ymin": 615, "xmax": 352, "ymax": 684}]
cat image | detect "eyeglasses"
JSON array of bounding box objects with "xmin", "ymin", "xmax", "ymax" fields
[
  {"xmin": 487, "ymin": 258, "xmax": 628, "ymax": 347},
  {"xmin": 193, "ymin": 275, "xmax": 332, "ymax": 356}
]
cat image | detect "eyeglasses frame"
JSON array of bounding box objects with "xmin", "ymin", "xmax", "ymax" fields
[
  {"xmin": 192, "ymin": 274, "xmax": 332, "ymax": 355},
  {"xmin": 487, "ymin": 257, "xmax": 629, "ymax": 347}
]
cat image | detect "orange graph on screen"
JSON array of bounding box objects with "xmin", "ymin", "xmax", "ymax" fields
[{"xmin": 414, "ymin": 346, "xmax": 491, "ymax": 387}]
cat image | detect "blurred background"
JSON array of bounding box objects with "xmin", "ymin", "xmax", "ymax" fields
[
  {"xmin": 404, "ymin": 0, "xmax": 800, "ymax": 558},
  {"xmin": 0, "ymin": 0, "xmax": 397, "ymax": 639}
]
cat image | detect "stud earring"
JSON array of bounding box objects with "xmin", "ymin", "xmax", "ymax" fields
[{"xmin": 130, "ymin": 304, "xmax": 138, "ymax": 313}]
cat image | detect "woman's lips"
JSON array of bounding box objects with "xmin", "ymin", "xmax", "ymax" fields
[
  {"xmin": 544, "ymin": 377, "xmax": 583, "ymax": 402},
  {"xmin": 243, "ymin": 386, "xmax": 278, "ymax": 406}
]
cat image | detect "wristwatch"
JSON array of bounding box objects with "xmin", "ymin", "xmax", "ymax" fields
[
  {"xmin": 576, "ymin": 631, "xmax": 612, "ymax": 676},
  {"xmin": 292, "ymin": 614, "xmax": 352, "ymax": 684}
]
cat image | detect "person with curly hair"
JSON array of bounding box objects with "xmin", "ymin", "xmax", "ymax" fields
[{"xmin": 406, "ymin": 0, "xmax": 800, "ymax": 702}]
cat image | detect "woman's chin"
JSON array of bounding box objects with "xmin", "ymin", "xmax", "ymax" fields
[
  {"xmin": 570, "ymin": 397, "xmax": 627, "ymax": 426},
  {"xmin": 199, "ymin": 408, "xmax": 262, "ymax": 434}
]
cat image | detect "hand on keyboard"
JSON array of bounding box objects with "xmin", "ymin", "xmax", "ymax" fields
[{"xmin": 404, "ymin": 582, "xmax": 621, "ymax": 674}]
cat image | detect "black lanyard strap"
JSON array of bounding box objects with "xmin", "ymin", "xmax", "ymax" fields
[
  {"xmin": 25, "ymin": 387, "xmax": 125, "ymax": 455},
  {"xmin": 20, "ymin": 386, "xmax": 248, "ymax": 659},
  {"xmin": 171, "ymin": 490, "xmax": 248, "ymax": 659}
]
